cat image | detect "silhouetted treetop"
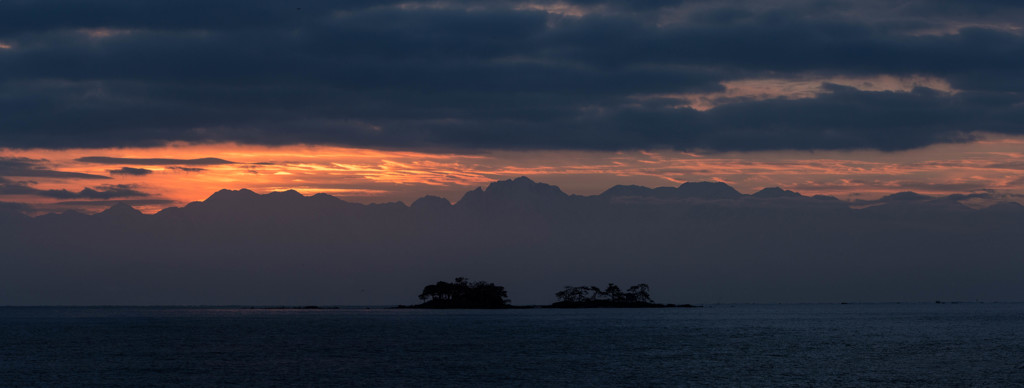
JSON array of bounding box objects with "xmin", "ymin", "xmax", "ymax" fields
[
  {"xmin": 414, "ymin": 277, "xmax": 510, "ymax": 309},
  {"xmin": 553, "ymin": 283, "xmax": 657, "ymax": 307}
]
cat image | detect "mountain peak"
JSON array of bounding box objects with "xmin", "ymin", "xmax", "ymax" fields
[
  {"xmin": 599, "ymin": 185, "xmax": 654, "ymax": 198},
  {"xmin": 309, "ymin": 192, "xmax": 343, "ymax": 204},
  {"xmin": 676, "ymin": 181, "xmax": 743, "ymax": 199},
  {"xmin": 97, "ymin": 202, "xmax": 143, "ymax": 218},
  {"xmin": 483, "ymin": 176, "xmax": 567, "ymax": 197},
  {"xmin": 510, "ymin": 176, "xmax": 535, "ymax": 185},
  {"xmin": 881, "ymin": 191, "xmax": 931, "ymax": 201},
  {"xmin": 205, "ymin": 188, "xmax": 260, "ymax": 203},
  {"xmin": 492, "ymin": 176, "xmax": 534, "ymax": 187},
  {"xmin": 753, "ymin": 187, "xmax": 803, "ymax": 198},
  {"xmin": 457, "ymin": 177, "xmax": 568, "ymax": 208},
  {"xmin": 265, "ymin": 189, "xmax": 305, "ymax": 200},
  {"xmin": 411, "ymin": 195, "xmax": 452, "ymax": 210}
]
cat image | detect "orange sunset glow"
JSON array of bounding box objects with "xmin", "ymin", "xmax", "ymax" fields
[{"xmin": 5, "ymin": 133, "xmax": 1024, "ymax": 214}]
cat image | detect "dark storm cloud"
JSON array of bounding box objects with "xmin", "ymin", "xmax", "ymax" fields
[
  {"xmin": 108, "ymin": 167, "xmax": 153, "ymax": 176},
  {"xmin": 0, "ymin": 179, "xmax": 151, "ymax": 199},
  {"xmin": 0, "ymin": 157, "xmax": 111, "ymax": 179},
  {"xmin": 3, "ymin": 0, "xmax": 1024, "ymax": 151},
  {"xmin": 77, "ymin": 157, "xmax": 235, "ymax": 165},
  {"xmin": 51, "ymin": 198, "xmax": 174, "ymax": 207},
  {"xmin": 41, "ymin": 184, "xmax": 150, "ymax": 200}
]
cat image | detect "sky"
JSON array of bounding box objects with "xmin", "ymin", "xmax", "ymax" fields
[{"xmin": 3, "ymin": 0, "xmax": 1024, "ymax": 214}]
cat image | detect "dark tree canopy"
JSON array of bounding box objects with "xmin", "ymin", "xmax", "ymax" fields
[
  {"xmin": 553, "ymin": 283, "xmax": 656, "ymax": 307},
  {"xmin": 415, "ymin": 277, "xmax": 510, "ymax": 309}
]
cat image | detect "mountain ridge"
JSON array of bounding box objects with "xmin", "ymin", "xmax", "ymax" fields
[
  {"xmin": 5, "ymin": 176, "xmax": 1022, "ymax": 218},
  {"xmin": 3, "ymin": 176, "xmax": 1024, "ymax": 305},
  {"xmin": 114, "ymin": 177, "xmax": 1024, "ymax": 217}
]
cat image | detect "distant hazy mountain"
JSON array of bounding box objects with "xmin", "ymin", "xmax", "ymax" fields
[
  {"xmin": 752, "ymin": 187, "xmax": 804, "ymax": 198},
  {"xmin": 1, "ymin": 177, "xmax": 1022, "ymax": 306},
  {"xmin": 600, "ymin": 181, "xmax": 744, "ymax": 200}
]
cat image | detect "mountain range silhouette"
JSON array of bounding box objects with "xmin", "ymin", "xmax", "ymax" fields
[
  {"xmin": 3, "ymin": 176, "xmax": 1017, "ymax": 221},
  {"xmin": 1, "ymin": 177, "xmax": 1022, "ymax": 306}
]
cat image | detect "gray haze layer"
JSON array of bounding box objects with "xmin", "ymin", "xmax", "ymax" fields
[{"xmin": 1, "ymin": 177, "xmax": 1022, "ymax": 305}]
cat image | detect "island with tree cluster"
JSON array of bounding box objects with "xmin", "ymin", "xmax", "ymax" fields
[
  {"xmin": 403, "ymin": 277, "xmax": 512, "ymax": 309},
  {"xmin": 400, "ymin": 278, "xmax": 698, "ymax": 309}
]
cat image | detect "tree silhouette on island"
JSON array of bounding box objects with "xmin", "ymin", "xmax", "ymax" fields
[
  {"xmin": 403, "ymin": 278, "xmax": 696, "ymax": 308},
  {"xmin": 552, "ymin": 283, "xmax": 661, "ymax": 308},
  {"xmin": 411, "ymin": 277, "xmax": 511, "ymax": 309}
]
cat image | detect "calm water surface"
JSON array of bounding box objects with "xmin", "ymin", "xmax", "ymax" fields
[{"xmin": 1, "ymin": 303, "xmax": 1022, "ymax": 386}]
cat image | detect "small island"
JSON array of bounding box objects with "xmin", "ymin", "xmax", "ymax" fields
[
  {"xmin": 402, "ymin": 277, "xmax": 511, "ymax": 309},
  {"xmin": 552, "ymin": 283, "xmax": 692, "ymax": 308},
  {"xmin": 400, "ymin": 278, "xmax": 698, "ymax": 309}
]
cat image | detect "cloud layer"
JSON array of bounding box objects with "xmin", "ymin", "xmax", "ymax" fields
[
  {"xmin": 0, "ymin": 157, "xmax": 111, "ymax": 179},
  {"xmin": 0, "ymin": 178, "xmax": 150, "ymax": 200},
  {"xmin": 78, "ymin": 157, "xmax": 236, "ymax": 165},
  {"xmin": 3, "ymin": 0, "xmax": 1024, "ymax": 151},
  {"xmin": 6, "ymin": 138, "xmax": 1024, "ymax": 215},
  {"xmin": 108, "ymin": 167, "xmax": 153, "ymax": 176}
]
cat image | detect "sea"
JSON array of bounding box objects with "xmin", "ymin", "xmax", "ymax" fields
[{"xmin": 1, "ymin": 303, "xmax": 1022, "ymax": 387}]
